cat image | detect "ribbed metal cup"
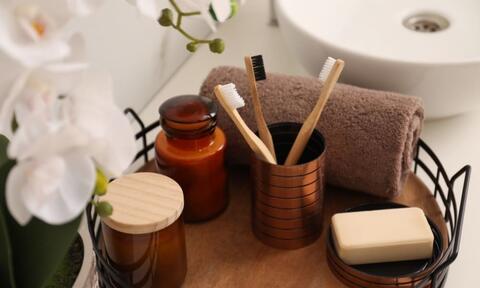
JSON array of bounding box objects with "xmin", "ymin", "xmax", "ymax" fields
[{"xmin": 251, "ymin": 122, "xmax": 326, "ymax": 249}]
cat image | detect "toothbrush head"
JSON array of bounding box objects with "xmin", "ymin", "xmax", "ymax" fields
[
  {"xmin": 219, "ymin": 83, "xmax": 245, "ymax": 109},
  {"xmin": 251, "ymin": 55, "xmax": 266, "ymax": 81},
  {"xmin": 319, "ymin": 57, "xmax": 337, "ymax": 82}
]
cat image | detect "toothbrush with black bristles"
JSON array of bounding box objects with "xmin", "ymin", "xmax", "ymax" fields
[{"xmin": 244, "ymin": 55, "xmax": 277, "ymax": 162}]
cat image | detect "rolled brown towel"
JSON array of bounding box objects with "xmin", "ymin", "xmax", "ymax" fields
[{"xmin": 199, "ymin": 66, "xmax": 424, "ymax": 198}]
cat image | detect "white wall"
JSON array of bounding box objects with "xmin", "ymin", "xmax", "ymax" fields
[{"xmin": 73, "ymin": 0, "xmax": 211, "ymax": 111}]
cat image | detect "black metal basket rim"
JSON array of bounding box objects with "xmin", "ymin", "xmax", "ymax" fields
[{"xmin": 85, "ymin": 108, "xmax": 471, "ymax": 288}]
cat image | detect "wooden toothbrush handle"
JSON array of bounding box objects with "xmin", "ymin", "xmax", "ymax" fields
[
  {"xmin": 230, "ymin": 109, "xmax": 276, "ymax": 164},
  {"xmin": 244, "ymin": 57, "xmax": 277, "ymax": 162},
  {"xmin": 284, "ymin": 60, "xmax": 345, "ymax": 166},
  {"xmin": 284, "ymin": 109, "xmax": 319, "ymax": 166},
  {"xmin": 214, "ymin": 86, "xmax": 277, "ymax": 164}
]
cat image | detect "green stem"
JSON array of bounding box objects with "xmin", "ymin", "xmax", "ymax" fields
[
  {"xmin": 171, "ymin": 22, "xmax": 211, "ymax": 44},
  {"xmin": 170, "ymin": 23, "xmax": 189, "ymax": 41},
  {"xmin": 182, "ymin": 11, "xmax": 201, "ymax": 16},
  {"xmin": 176, "ymin": 13, "xmax": 182, "ymax": 27},
  {"xmin": 169, "ymin": 0, "xmax": 201, "ymax": 16},
  {"xmin": 167, "ymin": 0, "xmax": 218, "ymax": 49},
  {"xmin": 169, "ymin": 0, "xmax": 181, "ymax": 14}
]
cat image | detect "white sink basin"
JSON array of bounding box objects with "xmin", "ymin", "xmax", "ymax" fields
[{"xmin": 275, "ymin": 0, "xmax": 480, "ymax": 118}]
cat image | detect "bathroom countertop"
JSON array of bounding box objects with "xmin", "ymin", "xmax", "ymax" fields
[{"xmin": 139, "ymin": 0, "xmax": 479, "ymax": 287}]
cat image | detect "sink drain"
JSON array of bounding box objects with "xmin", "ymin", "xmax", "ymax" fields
[{"xmin": 403, "ymin": 13, "xmax": 449, "ymax": 33}]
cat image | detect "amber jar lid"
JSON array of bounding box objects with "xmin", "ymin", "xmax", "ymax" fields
[
  {"xmin": 159, "ymin": 95, "xmax": 217, "ymax": 139},
  {"xmin": 100, "ymin": 173, "xmax": 184, "ymax": 235}
]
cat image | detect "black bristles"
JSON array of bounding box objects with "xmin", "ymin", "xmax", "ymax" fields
[{"xmin": 251, "ymin": 55, "xmax": 266, "ymax": 81}]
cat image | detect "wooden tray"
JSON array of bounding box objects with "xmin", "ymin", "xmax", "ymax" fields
[{"xmin": 137, "ymin": 162, "xmax": 448, "ymax": 288}]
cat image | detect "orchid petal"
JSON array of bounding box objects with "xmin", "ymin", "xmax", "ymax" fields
[
  {"xmin": 85, "ymin": 106, "xmax": 137, "ymax": 177},
  {"xmin": 12, "ymin": 74, "xmax": 58, "ymax": 126},
  {"xmin": 136, "ymin": 0, "xmax": 162, "ymax": 19},
  {"xmin": 0, "ymin": 69, "xmax": 32, "ymax": 138},
  {"xmin": 6, "ymin": 162, "xmax": 33, "ymax": 225},
  {"xmin": 69, "ymin": 68, "xmax": 114, "ymax": 104},
  {"xmin": 8, "ymin": 120, "xmax": 89, "ymax": 161},
  {"xmin": 45, "ymin": 34, "xmax": 89, "ymax": 72},
  {"xmin": 72, "ymin": 101, "xmax": 136, "ymax": 177},
  {"xmin": 211, "ymin": 0, "xmax": 231, "ymax": 22},
  {"xmin": 0, "ymin": 1, "xmax": 74, "ymax": 67},
  {"xmin": 56, "ymin": 152, "xmax": 96, "ymax": 223},
  {"xmin": 17, "ymin": 153, "xmax": 95, "ymax": 225},
  {"xmin": 66, "ymin": 69, "xmax": 136, "ymax": 176},
  {"xmin": 20, "ymin": 156, "xmax": 66, "ymax": 216},
  {"xmin": 0, "ymin": 52, "xmax": 24, "ymax": 111}
]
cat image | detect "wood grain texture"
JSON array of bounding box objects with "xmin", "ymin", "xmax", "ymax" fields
[
  {"xmin": 100, "ymin": 172, "xmax": 184, "ymax": 235},
  {"xmin": 244, "ymin": 56, "xmax": 277, "ymax": 162},
  {"xmin": 284, "ymin": 59, "xmax": 345, "ymax": 166},
  {"xmin": 213, "ymin": 85, "xmax": 276, "ymax": 164},
  {"xmin": 137, "ymin": 163, "xmax": 447, "ymax": 288}
]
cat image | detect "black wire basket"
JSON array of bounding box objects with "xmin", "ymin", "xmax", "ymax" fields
[{"xmin": 86, "ymin": 108, "xmax": 471, "ymax": 288}]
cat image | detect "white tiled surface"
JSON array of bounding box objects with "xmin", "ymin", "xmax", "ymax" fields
[{"xmin": 139, "ymin": 1, "xmax": 479, "ymax": 287}]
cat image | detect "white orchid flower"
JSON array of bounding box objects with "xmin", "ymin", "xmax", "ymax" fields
[
  {"xmin": 2, "ymin": 66, "xmax": 136, "ymax": 225},
  {"xmin": 0, "ymin": 34, "xmax": 88, "ymax": 139},
  {"xmin": 6, "ymin": 151, "xmax": 96, "ymax": 225},
  {"xmin": 0, "ymin": 0, "xmax": 77, "ymax": 67},
  {"xmin": 4, "ymin": 68, "xmax": 137, "ymax": 177}
]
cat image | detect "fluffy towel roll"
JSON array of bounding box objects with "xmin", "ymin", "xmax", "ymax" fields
[{"xmin": 199, "ymin": 66, "xmax": 424, "ymax": 198}]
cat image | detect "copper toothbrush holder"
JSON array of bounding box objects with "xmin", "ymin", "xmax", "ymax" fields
[{"xmin": 251, "ymin": 122, "xmax": 326, "ymax": 249}]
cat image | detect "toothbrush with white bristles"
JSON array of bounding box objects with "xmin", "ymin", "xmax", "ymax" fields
[
  {"xmin": 214, "ymin": 83, "xmax": 277, "ymax": 164},
  {"xmin": 284, "ymin": 57, "xmax": 345, "ymax": 165}
]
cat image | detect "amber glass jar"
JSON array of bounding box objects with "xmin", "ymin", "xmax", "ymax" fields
[
  {"xmin": 101, "ymin": 173, "xmax": 187, "ymax": 288},
  {"xmin": 155, "ymin": 95, "xmax": 228, "ymax": 222}
]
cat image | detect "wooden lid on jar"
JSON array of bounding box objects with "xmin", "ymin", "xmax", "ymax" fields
[{"xmin": 100, "ymin": 172, "xmax": 184, "ymax": 235}]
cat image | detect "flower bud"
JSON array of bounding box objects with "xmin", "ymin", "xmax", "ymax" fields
[
  {"xmin": 158, "ymin": 8, "xmax": 173, "ymax": 27},
  {"xmin": 96, "ymin": 201, "xmax": 113, "ymax": 217},
  {"xmin": 186, "ymin": 42, "xmax": 197, "ymax": 52},
  {"xmin": 209, "ymin": 38, "xmax": 225, "ymax": 53},
  {"xmin": 229, "ymin": 0, "xmax": 239, "ymax": 19},
  {"xmin": 93, "ymin": 169, "xmax": 108, "ymax": 196}
]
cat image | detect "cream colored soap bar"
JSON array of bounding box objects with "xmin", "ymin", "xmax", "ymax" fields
[{"xmin": 331, "ymin": 207, "xmax": 434, "ymax": 265}]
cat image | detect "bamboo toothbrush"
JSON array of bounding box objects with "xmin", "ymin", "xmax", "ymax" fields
[
  {"xmin": 284, "ymin": 57, "xmax": 345, "ymax": 166},
  {"xmin": 244, "ymin": 55, "xmax": 276, "ymax": 162},
  {"xmin": 214, "ymin": 83, "xmax": 277, "ymax": 164}
]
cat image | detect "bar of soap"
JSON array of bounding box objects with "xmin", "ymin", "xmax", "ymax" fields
[{"xmin": 331, "ymin": 207, "xmax": 434, "ymax": 265}]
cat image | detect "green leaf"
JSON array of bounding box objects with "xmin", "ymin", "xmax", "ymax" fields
[
  {"xmin": 0, "ymin": 134, "xmax": 16, "ymax": 288},
  {"xmin": 6, "ymin": 215, "xmax": 81, "ymax": 288},
  {"xmin": 0, "ymin": 133, "xmax": 9, "ymax": 166},
  {"xmin": 0, "ymin": 134, "xmax": 82, "ymax": 288}
]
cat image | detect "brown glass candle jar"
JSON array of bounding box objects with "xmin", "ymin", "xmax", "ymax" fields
[
  {"xmin": 100, "ymin": 173, "xmax": 187, "ymax": 288},
  {"xmin": 155, "ymin": 95, "xmax": 228, "ymax": 222}
]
